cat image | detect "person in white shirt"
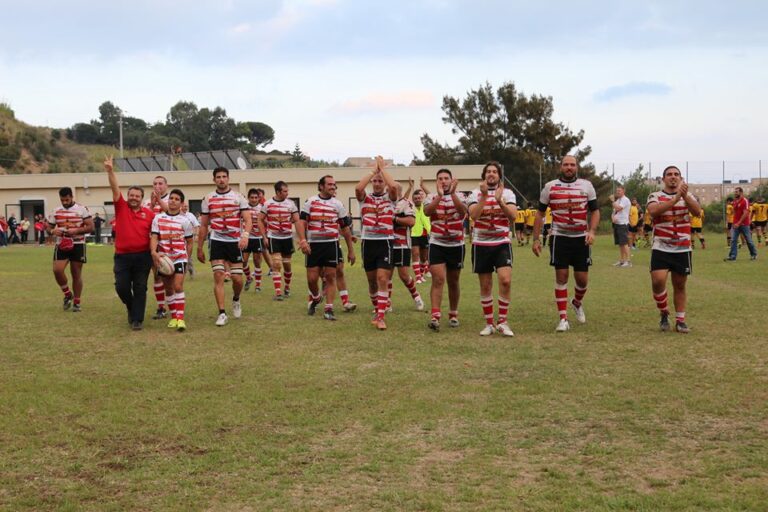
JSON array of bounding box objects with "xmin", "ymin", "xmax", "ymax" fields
[{"xmin": 611, "ymin": 186, "xmax": 632, "ymax": 267}]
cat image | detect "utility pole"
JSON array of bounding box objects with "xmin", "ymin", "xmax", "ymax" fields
[{"xmin": 118, "ymin": 110, "xmax": 124, "ymax": 159}]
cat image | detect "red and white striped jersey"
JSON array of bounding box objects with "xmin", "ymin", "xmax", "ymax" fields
[
  {"xmin": 144, "ymin": 192, "xmax": 169, "ymax": 215},
  {"xmin": 262, "ymin": 198, "xmax": 298, "ymax": 239},
  {"xmin": 301, "ymin": 195, "xmax": 348, "ymax": 242},
  {"xmin": 467, "ymin": 188, "xmax": 517, "ymax": 246},
  {"xmin": 647, "ymin": 191, "xmax": 693, "ymax": 253},
  {"xmin": 539, "ymin": 179, "xmax": 597, "ymax": 237},
  {"xmin": 46, "ymin": 203, "xmax": 92, "ymax": 245},
  {"xmin": 201, "ymin": 189, "xmax": 249, "ymax": 242},
  {"xmin": 151, "ymin": 212, "xmax": 195, "ymax": 263},
  {"xmin": 393, "ymin": 199, "xmax": 415, "ymax": 249},
  {"xmin": 245, "ymin": 203, "xmax": 263, "ymax": 239},
  {"xmin": 360, "ymin": 192, "xmax": 395, "ymax": 240},
  {"xmin": 427, "ymin": 193, "xmax": 467, "ymax": 247}
]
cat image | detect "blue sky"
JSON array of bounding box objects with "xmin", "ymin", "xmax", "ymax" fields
[{"xmin": 1, "ymin": 0, "xmax": 767, "ymax": 182}]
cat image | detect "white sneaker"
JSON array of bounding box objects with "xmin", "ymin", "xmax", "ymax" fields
[
  {"xmin": 612, "ymin": 261, "xmax": 622, "ymax": 267},
  {"xmin": 496, "ymin": 323, "xmax": 515, "ymax": 337},
  {"xmin": 425, "ymin": 271, "xmax": 432, "ymax": 279},
  {"xmin": 449, "ymin": 317, "xmax": 460, "ymax": 328},
  {"xmin": 555, "ymin": 318, "xmax": 570, "ymax": 332},
  {"xmin": 215, "ymin": 313, "xmax": 228, "ymax": 326},
  {"xmin": 232, "ymin": 300, "xmax": 242, "ymax": 319},
  {"xmin": 479, "ymin": 324, "xmax": 496, "ymax": 336},
  {"xmin": 571, "ymin": 300, "xmax": 586, "ymax": 324},
  {"xmin": 414, "ymin": 297, "xmax": 425, "ymax": 311},
  {"xmin": 343, "ymin": 302, "xmax": 357, "ymax": 313},
  {"xmin": 619, "ymin": 261, "xmax": 632, "ymax": 268}
]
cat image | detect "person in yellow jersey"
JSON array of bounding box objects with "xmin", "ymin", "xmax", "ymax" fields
[
  {"xmin": 690, "ymin": 207, "xmax": 705, "ymax": 249},
  {"xmin": 542, "ymin": 206, "xmax": 553, "ymax": 246},
  {"xmin": 752, "ymin": 197, "xmax": 768, "ymax": 246},
  {"xmin": 628, "ymin": 197, "xmax": 640, "ymax": 250},
  {"xmin": 524, "ymin": 202, "xmax": 537, "ymax": 245},
  {"xmin": 410, "ymin": 178, "xmax": 432, "ymax": 283},
  {"xmin": 514, "ymin": 205, "xmax": 526, "ymax": 245},
  {"xmin": 641, "ymin": 207, "xmax": 653, "ymax": 247},
  {"xmin": 725, "ymin": 198, "xmax": 734, "ymax": 247}
]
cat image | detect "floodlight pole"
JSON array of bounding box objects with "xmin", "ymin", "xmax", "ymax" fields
[{"xmin": 118, "ymin": 111, "xmax": 124, "ymax": 159}]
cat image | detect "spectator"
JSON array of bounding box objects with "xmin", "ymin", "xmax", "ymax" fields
[
  {"xmin": 8, "ymin": 215, "xmax": 20, "ymax": 244},
  {"xmin": 93, "ymin": 213, "xmax": 104, "ymax": 244},
  {"xmin": 20, "ymin": 217, "xmax": 30, "ymax": 243},
  {"xmin": 724, "ymin": 186, "xmax": 758, "ymax": 261},
  {"xmin": 0, "ymin": 216, "xmax": 8, "ymax": 247},
  {"xmin": 611, "ymin": 186, "xmax": 632, "ymax": 267},
  {"xmin": 35, "ymin": 215, "xmax": 46, "ymax": 246}
]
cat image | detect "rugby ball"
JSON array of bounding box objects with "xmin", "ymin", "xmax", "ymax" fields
[{"xmin": 156, "ymin": 254, "xmax": 175, "ymax": 276}]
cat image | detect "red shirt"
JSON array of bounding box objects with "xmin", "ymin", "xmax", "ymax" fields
[
  {"xmin": 114, "ymin": 195, "xmax": 155, "ymax": 254},
  {"xmin": 733, "ymin": 197, "xmax": 750, "ymax": 226}
]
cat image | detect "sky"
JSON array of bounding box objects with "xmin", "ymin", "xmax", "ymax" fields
[{"xmin": 1, "ymin": 0, "xmax": 767, "ymax": 182}]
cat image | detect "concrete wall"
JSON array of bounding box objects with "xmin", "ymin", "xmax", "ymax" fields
[{"xmin": 1, "ymin": 165, "xmax": 484, "ymax": 231}]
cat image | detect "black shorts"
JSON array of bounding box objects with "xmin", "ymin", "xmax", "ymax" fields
[
  {"xmin": 628, "ymin": 225, "xmax": 638, "ymax": 233},
  {"xmin": 549, "ymin": 235, "xmax": 591, "ymax": 272},
  {"xmin": 393, "ymin": 247, "xmax": 412, "ymax": 267},
  {"xmin": 691, "ymin": 227, "xmax": 702, "ymax": 233},
  {"xmin": 361, "ymin": 239, "xmax": 393, "ymax": 271},
  {"xmin": 543, "ymin": 223, "xmax": 551, "ymax": 234},
  {"xmin": 650, "ymin": 249, "xmax": 692, "ymax": 275},
  {"xmin": 244, "ymin": 237, "xmax": 263, "ymax": 254},
  {"xmin": 643, "ymin": 224, "xmax": 652, "ymax": 232},
  {"xmin": 755, "ymin": 220, "xmax": 767, "ymax": 228},
  {"xmin": 472, "ymin": 243, "xmax": 513, "ymax": 274},
  {"xmin": 172, "ymin": 261, "xmax": 188, "ymax": 275},
  {"xmin": 306, "ymin": 241, "xmax": 339, "ymax": 268},
  {"xmin": 727, "ymin": 223, "xmax": 733, "ymax": 230},
  {"xmin": 268, "ymin": 237, "xmax": 294, "ymax": 256},
  {"xmin": 613, "ymin": 224, "xmax": 629, "ymax": 245},
  {"xmin": 525, "ymin": 225, "xmax": 534, "ymax": 234},
  {"xmin": 54, "ymin": 243, "xmax": 86, "ymax": 263},
  {"xmin": 429, "ymin": 243, "xmax": 465, "ymax": 270},
  {"xmin": 515, "ymin": 223, "xmax": 525, "ymax": 233},
  {"xmin": 412, "ymin": 235, "xmax": 429, "ymax": 248},
  {"xmin": 209, "ymin": 239, "xmax": 243, "ymax": 264}
]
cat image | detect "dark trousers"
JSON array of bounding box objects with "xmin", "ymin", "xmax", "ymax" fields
[
  {"xmin": 95, "ymin": 226, "xmax": 102, "ymax": 243},
  {"xmin": 114, "ymin": 251, "xmax": 153, "ymax": 323}
]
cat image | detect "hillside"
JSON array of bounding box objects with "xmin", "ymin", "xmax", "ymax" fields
[{"xmin": 0, "ymin": 104, "xmax": 154, "ymax": 174}]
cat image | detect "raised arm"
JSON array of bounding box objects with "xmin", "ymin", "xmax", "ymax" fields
[{"xmin": 103, "ymin": 155, "xmax": 121, "ymax": 203}]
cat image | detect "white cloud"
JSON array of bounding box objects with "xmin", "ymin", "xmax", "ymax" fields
[
  {"xmin": 333, "ymin": 91, "xmax": 435, "ymax": 114},
  {"xmin": 229, "ymin": 22, "xmax": 252, "ymax": 34}
]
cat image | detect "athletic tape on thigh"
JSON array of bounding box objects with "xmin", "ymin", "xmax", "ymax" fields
[
  {"xmin": 230, "ymin": 267, "xmax": 244, "ymax": 275},
  {"xmin": 211, "ymin": 264, "xmax": 226, "ymax": 273}
]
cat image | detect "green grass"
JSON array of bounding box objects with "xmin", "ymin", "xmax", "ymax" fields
[{"xmin": 1, "ymin": 237, "xmax": 766, "ymax": 511}]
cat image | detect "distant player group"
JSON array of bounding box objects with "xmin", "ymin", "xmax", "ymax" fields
[{"xmin": 46, "ymin": 155, "xmax": 715, "ymax": 335}]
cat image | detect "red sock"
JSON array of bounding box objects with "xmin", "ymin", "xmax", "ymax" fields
[
  {"xmin": 449, "ymin": 310, "xmax": 458, "ymax": 320},
  {"xmin": 573, "ymin": 285, "xmax": 587, "ymax": 307},
  {"xmin": 73, "ymin": 297, "xmax": 81, "ymax": 306},
  {"xmin": 370, "ymin": 294, "xmax": 378, "ymax": 308},
  {"xmin": 244, "ymin": 264, "xmax": 251, "ymax": 281},
  {"xmin": 340, "ymin": 290, "xmax": 350, "ymax": 305},
  {"xmin": 176, "ymin": 292, "xmax": 185, "ymax": 320},
  {"xmin": 254, "ymin": 268, "xmax": 262, "ymax": 286},
  {"xmin": 284, "ymin": 271, "xmax": 293, "ymax": 290},
  {"xmin": 481, "ymin": 296, "xmax": 494, "ymax": 325},
  {"xmin": 60, "ymin": 285, "xmax": 71, "ymax": 298},
  {"xmin": 431, "ymin": 308, "xmax": 441, "ymax": 321},
  {"xmin": 154, "ymin": 282, "xmax": 166, "ymax": 310},
  {"xmin": 272, "ymin": 272, "xmax": 282, "ymax": 295},
  {"xmin": 675, "ymin": 311, "xmax": 685, "ymax": 322},
  {"xmin": 414, "ymin": 262, "xmax": 422, "ymax": 280},
  {"xmin": 405, "ymin": 278, "xmax": 419, "ymax": 299},
  {"xmin": 654, "ymin": 291, "xmax": 669, "ymax": 314},
  {"xmin": 555, "ymin": 284, "xmax": 568, "ymax": 320},
  {"xmin": 498, "ymin": 297, "xmax": 509, "ymax": 324},
  {"xmin": 376, "ymin": 291, "xmax": 388, "ymax": 320},
  {"xmin": 324, "ymin": 303, "xmax": 333, "ymax": 313}
]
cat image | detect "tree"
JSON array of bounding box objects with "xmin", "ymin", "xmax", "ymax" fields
[
  {"xmin": 619, "ymin": 164, "xmax": 656, "ymax": 204},
  {"xmin": 97, "ymin": 101, "xmax": 122, "ymax": 145},
  {"xmin": 291, "ymin": 143, "xmax": 306, "ymax": 163},
  {"xmin": 239, "ymin": 121, "xmax": 275, "ymax": 148},
  {"xmin": 415, "ymin": 82, "xmax": 611, "ymax": 203},
  {"xmin": 69, "ymin": 123, "xmax": 100, "ymax": 144}
]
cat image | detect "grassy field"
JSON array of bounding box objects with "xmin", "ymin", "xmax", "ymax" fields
[{"xmin": 1, "ymin": 237, "xmax": 766, "ymax": 511}]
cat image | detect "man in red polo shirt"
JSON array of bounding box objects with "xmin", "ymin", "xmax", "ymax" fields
[
  {"xmin": 104, "ymin": 156, "xmax": 156, "ymax": 330},
  {"xmin": 725, "ymin": 186, "xmax": 758, "ymax": 261}
]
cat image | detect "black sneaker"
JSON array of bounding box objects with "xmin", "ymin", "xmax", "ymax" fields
[
  {"xmin": 724, "ymin": 257, "xmax": 736, "ymax": 261},
  {"xmin": 63, "ymin": 295, "xmax": 73, "ymax": 311},
  {"xmin": 152, "ymin": 308, "xmax": 167, "ymax": 320},
  {"xmin": 750, "ymin": 254, "xmax": 757, "ymax": 261},
  {"xmin": 72, "ymin": 304, "xmax": 81, "ymax": 313},
  {"xmin": 675, "ymin": 321, "xmax": 690, "ymax": 334},
  {"xmin": 308, "ymin": 298, "xmax": 321, "ymax": 316},
  {"xmin": 659, "ymin": 312, "xmax": 670, "ymax": 332},
  {"xmin": 323, "ymin": 310, "xmax": 337, "ymax": 321},
  {"xmin": 131, "ymin": 321, "xmax": 143, "ymax": 331},
  {"xmin": 284, "ymin": 289, "xmax": 291, "ymax": 298}
]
